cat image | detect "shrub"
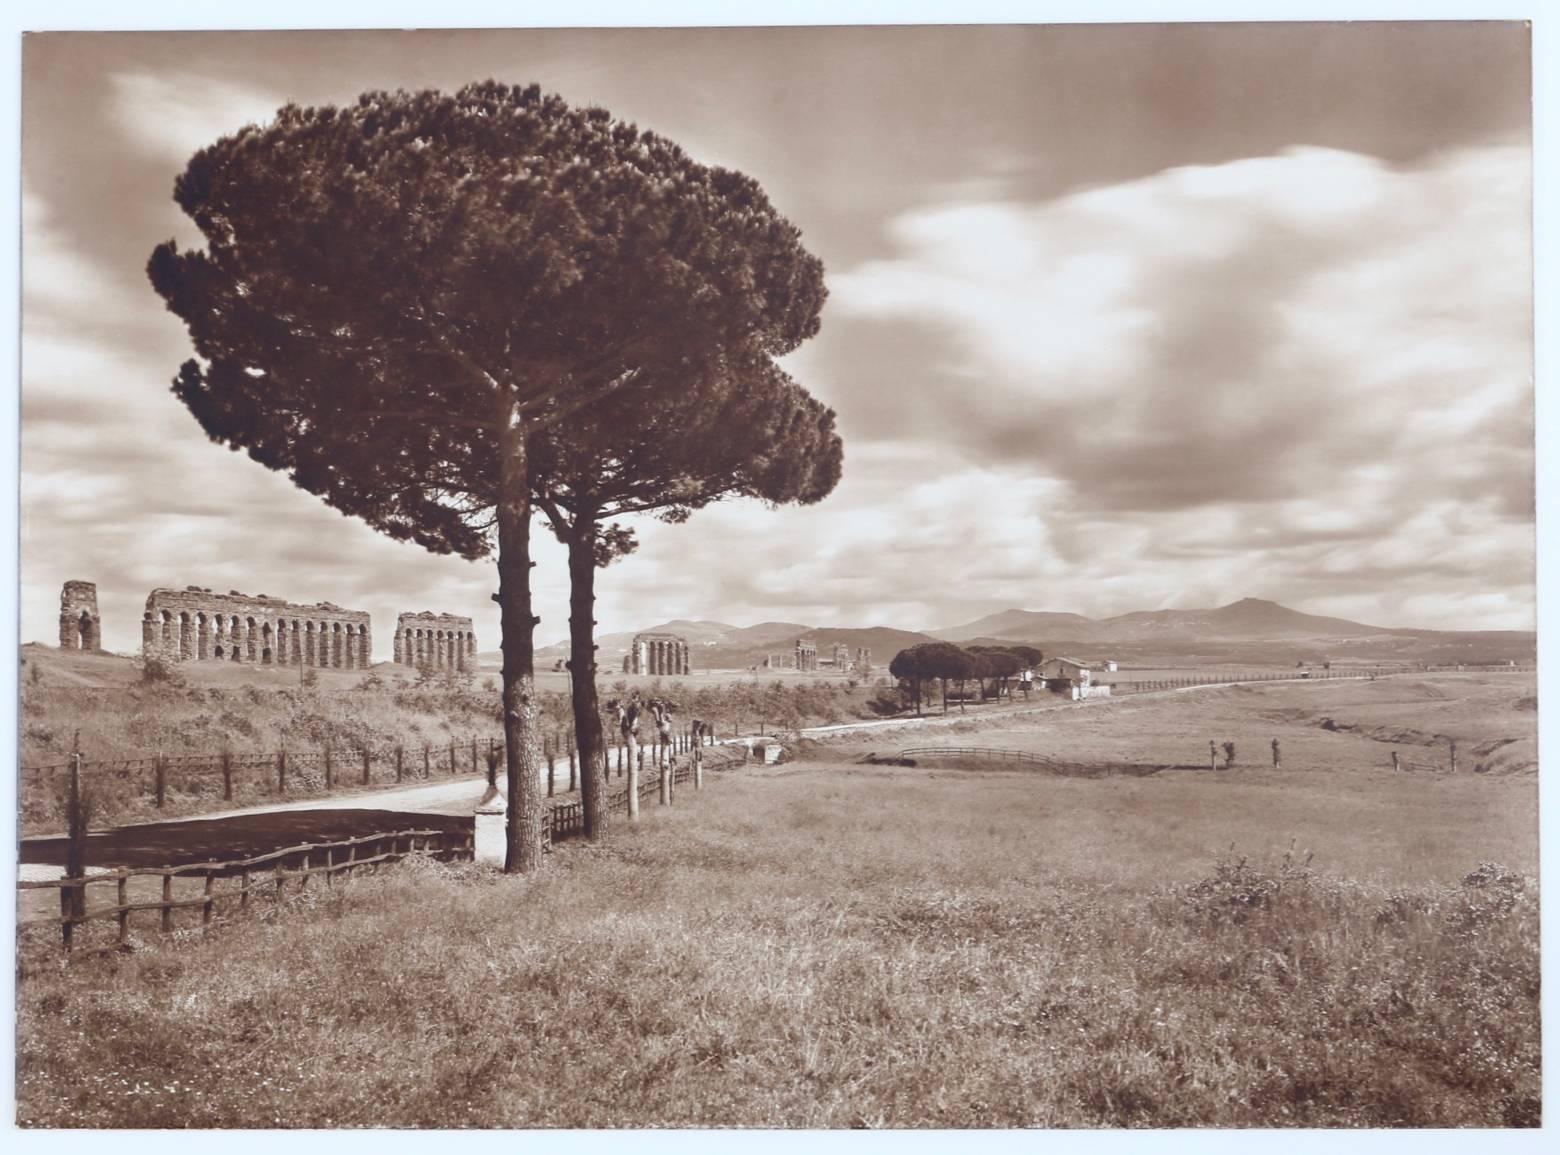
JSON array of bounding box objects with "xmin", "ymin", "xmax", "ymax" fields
[{"xmin": 136, "ymin": 655, "xmax": 184, "ymax": 687}]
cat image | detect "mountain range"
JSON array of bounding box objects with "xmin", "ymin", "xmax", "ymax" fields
[{"xmin": 521, "ymin": 598, "xmax": 1535, "ymax": 670}]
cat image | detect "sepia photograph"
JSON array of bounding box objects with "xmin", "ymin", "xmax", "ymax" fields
[{"xmin": 6, "ymin": 2, "xmax": 1550, "ymax": 1138}]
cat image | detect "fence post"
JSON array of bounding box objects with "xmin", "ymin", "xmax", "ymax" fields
[
  {"xmin": 658, "ymin": 758, "xmax": 668, "ymax": 806},
  {"xmin": 161, "ymin": 875, "xmax": 173, "ymax": 935},
  {"xmin": 396, "ymin": 745, "xmax": 404, "ymax": 783},
  {"xmin": 324, "ymin": 745, "xmax": 334, "ymax": 790},
  {"xmin": 627, "ymin": 735, "xmax": 640, "ymax": 821},
  {"xmin": 63, "ymin": 752, "xmax": 87, "ymax": 951},
  {"xmin": 568, "ymin": 735, "xmax": 578, "ymax": 793},
  {"xmin": 1209, "ymin": 742, "xmax": 1217, "ymax": 772},
  {"xmin": 278, "ymin": 749, "xmax": 288, "ymax": 794},
  {"xmin": 472, "ymin": 739, "xmax": 479, "ymax": 775},
  {"xmin": 449, "ymin": 738, "xmax": 457, "ymax": 775},
  {"xmin": 1449, "ymin": 741, "xmax": 1458, "ymax": 775},
  {"xmin": 547, "ymin": 738, "xmax": 556, "ymax": 798},
  {"xmin": 221, "ymin": 749, "xmax": 234, "ymax": 801},
  {"xmin": 424, "ymin": 745, "xmax": 431, "ymax": 779},
  {"xmin": 362, "ymin": 748, "xmax": 371, "ymax": 786},
  {"xmin": 154, "ymin": 751, "xmax": 166, "ymax": 809}
]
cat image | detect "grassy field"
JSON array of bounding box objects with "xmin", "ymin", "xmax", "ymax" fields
[
  {"xmin": 860, "ymin": 672, "xmax": 1538, "ymax": 778},
  {"xmin": 15, "ymin": 750, "xmax": 1539, "ymax": 1128}
]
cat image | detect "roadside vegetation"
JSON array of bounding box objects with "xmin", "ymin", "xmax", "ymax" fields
[{"xmin": 15, "ymin": 761, "xmax": 1539, "ymax": 1128}]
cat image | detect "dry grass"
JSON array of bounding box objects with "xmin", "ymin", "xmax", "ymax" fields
[{"xmin": 16, "ymin": 761, "xmax": 1539, "ymax": 1128}]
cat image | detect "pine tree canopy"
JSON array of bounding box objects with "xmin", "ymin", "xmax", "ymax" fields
[{"xmin": 147, "ymin": 81, "xmax": 830, "ymax": 557}]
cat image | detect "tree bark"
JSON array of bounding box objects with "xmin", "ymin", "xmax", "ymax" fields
[
  {"xmin": 497, "ymin": 417, "xmax": 544, "ymax": 873},
  {"xmin": 566, "ymin": 514, "xmax": 607, "ymax": 840}
]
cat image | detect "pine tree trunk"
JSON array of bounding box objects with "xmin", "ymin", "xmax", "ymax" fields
[
  {"xmin": 566, "ymin": 518, "xmax": 607, "ymax": 840},
  {"xmin": 497, "ymin": 419, "xmax": 544, "ymax": 874}
]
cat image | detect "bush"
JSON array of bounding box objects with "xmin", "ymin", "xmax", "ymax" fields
[{"xmin": 136, "ymin": 655, "xmax": 184, "ymax": 686}]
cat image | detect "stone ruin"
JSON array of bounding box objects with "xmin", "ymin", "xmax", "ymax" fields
[
  {"xmin": 59, "ymin": 580, "xmax": 102, "ymax": 652},
  {"xmin": 143, "ymin": 587, "xmax": 371, "ymax": 668},
  {"xmin": 393, "ymin": 611, "xmax": 476, "ymax": 671},
  {"xmin": 795, "ymin": 636, "xmax": 818, "ymax": 672},
  {"xmin": 623, "ymin": 632, "xmax": 690, "ymax": 676}
]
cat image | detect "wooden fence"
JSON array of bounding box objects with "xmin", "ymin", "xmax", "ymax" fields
[
  {"xmin": 22, "ymin": 725, "xmax": 720, "ymax": 829},
  {"xmin": 897, "ymin": 746, "xmax": 1058, "ymax": 768},
  {"xmin": 18, "ymin": 827, "xmax": 472, "ymax": 957},
  {"xmin": 22, "ymin": 742, "xmax": 734, "ymax": 956}
]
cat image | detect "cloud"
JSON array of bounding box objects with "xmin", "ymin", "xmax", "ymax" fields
[
  {"xmin": 808, "ymin": 143, "xmax": 1533, "ymax": 630},
  {"xmin": 108, "ymin": 71, "xmax": 285, "ymax": 169}
]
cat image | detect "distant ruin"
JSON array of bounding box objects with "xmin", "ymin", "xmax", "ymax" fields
[
  {"xmin": 143, "ymin": 587, "xmax": 370, "ymax": 668},
  {"xmin": 623, "ymin": 632, "xmax": 690, "ymax": 676},
  {"xmin": 393, "ymin": 611, "xmax": 476, "ymax": 671},
  {"xmin": 59, "ymin": 581, "xmax": 102, "ymax": 652},
  {"xmin": 795, "ymin": 637, "xmax": 818, "ymax": 672}
]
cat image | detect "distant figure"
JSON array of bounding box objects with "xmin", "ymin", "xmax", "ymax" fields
[
  {"xmin": 614, "ymin": 694, "xmax": 642, "ymax": 746},
  {"xmin": 1271, "ymin": 738, "xmax": 1281, "ymax": 769},
  {"xmin": 650, "ymin": 699, "xmax": 675, "ymax": 766}
]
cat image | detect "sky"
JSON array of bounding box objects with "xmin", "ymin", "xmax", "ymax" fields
[{"xmin": 17, "ymin": 20, "xmax": 1537, "ymax": 656}]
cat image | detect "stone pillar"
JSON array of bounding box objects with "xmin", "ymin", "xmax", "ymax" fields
[
  {"xmin": 681, "ymin": 642, "xmax": 689, "ymax": 675},
  {"xmin": 248, "ymin": 619, "xmax": 260, "ymax": 663},
  {"xmin": 59, "ymin": 581, "xmax": 102, "ymax": 652},
  {"xmin": 142, "ymin": 613, "xmax": 155, "ymax": 653},
  {"xmin": 179, "ymin": 613, "xmax": 194, "ymax": 661},
  {"xmin": 474, "ymin": 782, "xmax": 507, "ymax": 866},
  {"xmin": 196, "ymin": 614, "xmax": 210, "ymax": 660},
  {"xmin": 393, "ymin": 629, "xmax": 403, "ymax": 664},
  {"xmin": 360, "ymin": 627, "xmax": 371, "ymax": 669}
]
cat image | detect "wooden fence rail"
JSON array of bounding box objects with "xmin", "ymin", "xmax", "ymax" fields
[
  {"xmin": 19, "ymin": 828, "xmax": 472, "ymax": 955},
  {"xmin": 23, "ymin": 740, "xmax": 734, "ymax": 956},
  {"xmin": 897, "ymin": 746, "xmax": 1058, "ymax": 767}
]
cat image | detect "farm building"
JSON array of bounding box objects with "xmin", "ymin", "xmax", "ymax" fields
[
  {"xmin": 1038, "ymin": 656, "xmax": 1111, "ymax": 700},
  {"xmin": 1039, "ymin": 656, "xmax": 1093, "ymax": 685}
]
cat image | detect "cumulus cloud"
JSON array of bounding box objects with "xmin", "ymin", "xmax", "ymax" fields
[{"xmin": 818, "ymin": 143, "xmax": 1533, "ymax": 629}]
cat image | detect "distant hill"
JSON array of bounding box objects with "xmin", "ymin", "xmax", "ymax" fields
[
  {"xmin": 932, "ymin": 609, "xmax": 1095, "ymax": 643},
  {"xmin": 940, "ymin": 598, "xmax": 1394, "ymax": 644},
  {"xmin": 511, "ymin": 597, "xmax": 1534, "ymax": 672},
  {"xmin": 935, "ymin": 598, "xmax": 1534, "ymax": 665}
]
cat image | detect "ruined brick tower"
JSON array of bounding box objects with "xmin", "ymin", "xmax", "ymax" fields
[{"xmin": 59, "ymin": 580, "xmax": 102, "ymax": 652}]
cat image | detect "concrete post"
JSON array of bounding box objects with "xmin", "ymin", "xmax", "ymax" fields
[{"xmin": 474, "ymin": 782, "xmax": 507, "ymax": 866}]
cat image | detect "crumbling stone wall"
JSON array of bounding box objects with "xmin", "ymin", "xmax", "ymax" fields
[
  {"xmin": 59, "ymin": 581, "xmax": 102, "ymax": 652},
  {"xmin": 624, "ymin": 632, "xmax": 690, "ymax": 675},
  {"xmin": 143, "ymin": 587, "xmax": 371, "ymax": 668},
  {"xmin": 392, "ymin": 611, "xmax": 475, "ymax": 671}
]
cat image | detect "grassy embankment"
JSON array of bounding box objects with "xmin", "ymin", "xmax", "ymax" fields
[
  {"xmin": 16, "ymin": 756, "xmax": 1539, "ymax": 1128},
  {"xmin": 18, "ymin": 645, "xmax": 897, "ymax": 830}
]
